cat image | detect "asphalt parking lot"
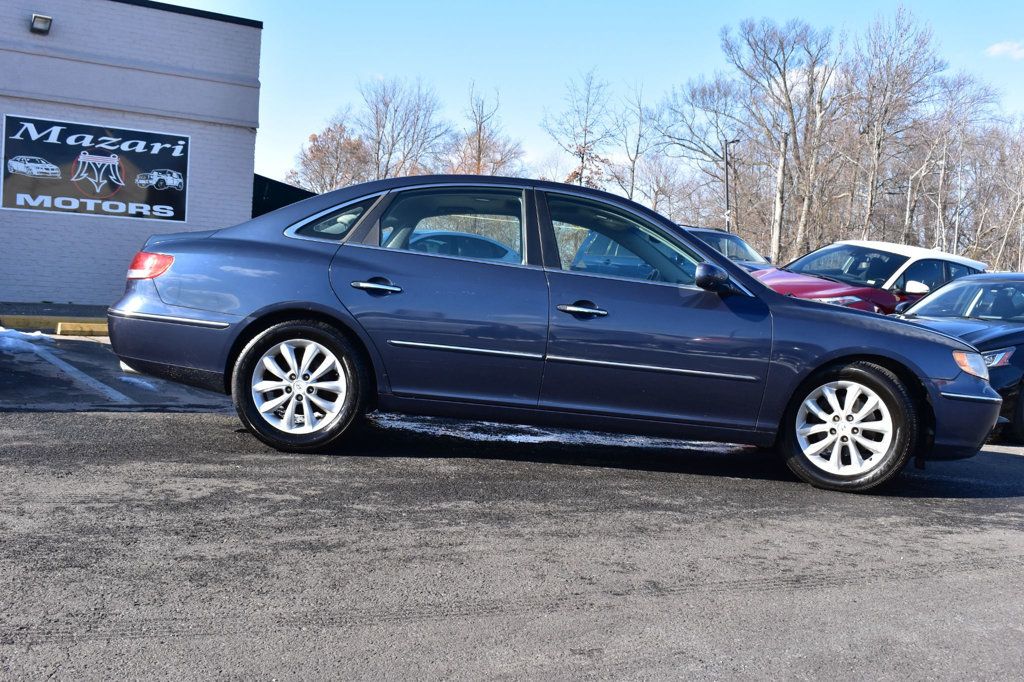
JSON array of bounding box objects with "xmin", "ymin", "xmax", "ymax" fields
[{"xmin": 2, "ymin": 331, "xmax": 1023, "ymax": 678}]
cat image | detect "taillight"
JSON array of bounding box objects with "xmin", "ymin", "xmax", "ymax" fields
[{"xmin": 127, "ymin": 251, "xmax": 174, "ymax": 279}]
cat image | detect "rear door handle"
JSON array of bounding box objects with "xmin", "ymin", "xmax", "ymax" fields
[
  {"xmin": 351, "ymin": 279, "xmax": 402, "ymax": 294},
  {"xmin": 557, "ymin": 303, "xmax": 608, "ymax": 317}
]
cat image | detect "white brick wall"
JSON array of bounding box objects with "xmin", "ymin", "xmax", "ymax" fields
[{"xmin": 0, "ymin": 0, "xmax": 261, "ymax": 305}]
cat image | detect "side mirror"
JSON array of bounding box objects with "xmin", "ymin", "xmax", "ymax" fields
[
  {"xmin": 904, "ymin": 280, "xmax": 930, "ymax": 296},
  {"xmin": 695, "ymin": 262, "xmax": 737, "ymax": 295},
  {"xmin": 894, "ymin": 301, "xmax": 913, "ymax": 315}
]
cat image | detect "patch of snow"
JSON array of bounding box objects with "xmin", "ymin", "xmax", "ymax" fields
[
  {"xmin": 117, "ymin": 375, "xmax": 158, "ymax": 390},
  {"xmin": 368, "ymin": 413, "xmax": 740, "ymax": 453},
  {"xmin": 0, "ymin": 326, "xmax": 54, "ymax": 353}
]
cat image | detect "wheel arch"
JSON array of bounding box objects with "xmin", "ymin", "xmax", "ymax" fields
[
  {"xmin": 780, "ymin": 353, "xmax": 936, "ymax": 451},
  {"xmin": 223, "ymin": 305, "xmax": 385, "ymax": 403}
]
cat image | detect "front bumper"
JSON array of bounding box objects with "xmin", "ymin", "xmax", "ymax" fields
[{"xmin": 928, "ymin": 375, "xmax": 1002, "ymax": 460}]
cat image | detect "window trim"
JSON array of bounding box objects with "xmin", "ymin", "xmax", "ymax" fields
[{"xmin": 282, "ymin": 192, "xmax": 387, "ymax": 244}]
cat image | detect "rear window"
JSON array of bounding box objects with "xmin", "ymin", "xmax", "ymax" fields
[{"xmin": 293, "ymin": 197, "xmax": 377, "ymax": 241}]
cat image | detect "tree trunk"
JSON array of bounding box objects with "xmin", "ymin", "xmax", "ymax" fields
[
  {"xmin": 901, "ymin": 175, "xmax": 917, "ymax": 244},
  {"xmin": 770, "ymin": 133, "xmax": 789, "ymax": 264},
  {"xmin": 861, "ymin": 136, "xmax": 882, "ymax": 239}
]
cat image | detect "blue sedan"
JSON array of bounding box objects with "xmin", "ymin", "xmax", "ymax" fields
[
  {"xmin": 900, "ymin": 274, "xmax": 1024, "ymax": 440},
  {"xmin": 108, "ymin": 176, "xmax": 1001, "ymax": 492}
]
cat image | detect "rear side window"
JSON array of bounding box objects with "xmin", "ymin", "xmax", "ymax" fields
[
  {"xmin": 947, "ymin": 262, "xmax": 978, "ymax": 281},
  {"xmin": 293, "ymin": 197, "xmax": 377, "ymax": 241},
  {"xmin": 378, "ymin": 188, "xmax": 524, "ymax": 264}
]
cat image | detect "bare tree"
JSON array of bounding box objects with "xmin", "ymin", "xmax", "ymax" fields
[
  {"xmin": 543, "ymin": 69, "xmax": 614, "ymax": 188},
  {"xmin": 356, "ymin": 77, "xmax": 451, "ymax": 179},
  {"xmin": 443, "ymin": 85, "xmax": 524, "ymax": 175},
  {"xmin": 850, "ymin": 7, "xmax": 945, "ymax": 236},
  {"xmin": 609, "ymin": 85, "xmax": 656, "ymax": 200},
  {"xmin": 721, "ymin": 18, "xmax": 845, "ymax": 258},
  {"xmin": 285, "ymin": 111, "xmax": 371, "ymax": 193}
]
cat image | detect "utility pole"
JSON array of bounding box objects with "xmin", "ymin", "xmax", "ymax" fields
[{"xmin": 723, "ymin": 138, "xmax": 740, "ymax": 232}]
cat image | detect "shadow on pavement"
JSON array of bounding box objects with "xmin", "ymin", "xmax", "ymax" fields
[{"xmin": 312, "ymin": 416, "xmax": 1024, "ymax": 499}]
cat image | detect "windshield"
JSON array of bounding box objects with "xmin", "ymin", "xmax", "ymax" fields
[
  {"xmin": 908, "ymin": 280, "xmax": 1024, "ymax": 321},
  {"xmin": 693, "ymin": 231, "xmax": 768, "ymax": 263},
  {"xmin": 786, "ymin": 244, "xmax": 908, "ymax": 287}
]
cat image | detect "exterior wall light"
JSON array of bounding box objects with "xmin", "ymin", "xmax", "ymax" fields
[{"xmin": 30, "ymin": 13, "xmax": 53, "ymax": 35}]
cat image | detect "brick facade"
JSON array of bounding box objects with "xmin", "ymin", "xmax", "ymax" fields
[{"xmin": 0, "ymin": 0, "xmax": 261, "ymax": 305}]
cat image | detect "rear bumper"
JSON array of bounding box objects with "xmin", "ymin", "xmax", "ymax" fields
[
  {"xmin": 108, "ymin": 301, "xmax": 235, "ymax": 393},
  {"xmin": 927, "ymin": 378, "xmax": 1002, "ymax": 460}
]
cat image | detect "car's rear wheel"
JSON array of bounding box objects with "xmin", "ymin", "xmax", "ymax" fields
[
  {"xmin": 231, "ymin": 320, "xmax": 369, "ymax": 452},
  {"xmin": 782, "ymin": 361, "xmax": 918, "ymax": 492}
]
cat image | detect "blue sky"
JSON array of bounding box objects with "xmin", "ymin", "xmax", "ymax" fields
[{"xmin": 166, "ymin": 0, "xmax": 1024, "ymax": 181}]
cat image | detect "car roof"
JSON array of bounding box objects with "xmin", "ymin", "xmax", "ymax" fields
[
  {"xmin": 309, "ymin": 174, "xmax": 672, "ymax": 225},
  {"xmin": 836, "ymin": 239, "xmax": 987, "ymax": 270},
  {"xmin": 684, "ymin": 226, "xmax": 737, "ymax": 236},
  {"xmin": 947, "ymin": 272, "xmax": 1024, "ymax": 283}
]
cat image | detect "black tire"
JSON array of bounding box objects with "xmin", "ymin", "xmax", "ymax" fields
[
  {"xmin": 781, "ymin": 361, "xmax": 919, "ymax": 493},
  {"xmin": 155, "ymin": 179, "xmax": 166, "ymax": 189},
  {"xmin": 1007, "ymin": 389, "xmax": 1024, "ymax": 443},
  {"xmin": 231, "ymin": 320, "xmax": 370, "ymax": 452}
]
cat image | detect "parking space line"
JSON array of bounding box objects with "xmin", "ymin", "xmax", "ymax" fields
[{"xmin": 30, "ymin": 345, "xmax": 136, "ymax": 404}]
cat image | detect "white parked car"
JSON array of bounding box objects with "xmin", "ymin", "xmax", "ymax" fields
[
  {"xmin": 6, "ymin": 155, "xmax": 61, "ymax": 178},
  {"xmin": 753, "ymin": 240, "xmax": 987, "ymax": 314}
]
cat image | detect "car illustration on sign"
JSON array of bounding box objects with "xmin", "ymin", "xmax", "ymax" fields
[
  {"xmin": 107, "ymin": 176, "xmax": 1002, "ymax": 493},
  {"xmin": 136, "ymin": 169, "xmax": 184, "ymax": 190},
  {"xmin": 6, "ymin": 155, "xmax": 61, "ymax": 178}
]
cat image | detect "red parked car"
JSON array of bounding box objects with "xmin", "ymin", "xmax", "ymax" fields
[{"xmin": 752, "ymin": 240, "xmax": 986, "ymax": 314}]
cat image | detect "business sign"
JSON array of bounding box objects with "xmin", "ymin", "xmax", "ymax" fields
[{"xmin": 1, "ymin": 115, "xmax": 189, "ymax": 222}]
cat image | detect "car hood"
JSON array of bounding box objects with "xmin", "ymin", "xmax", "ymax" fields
[
  {"xmin": 902, "ymin": 316, "xmax": 1024, "ymax": 350},
  {"xmin": 752, "ymin": 267, "xmax": 883, "ymax": 298}
]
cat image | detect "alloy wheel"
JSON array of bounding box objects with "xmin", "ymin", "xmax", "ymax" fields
[
  {"xmin": 250, "ymin": 339, "xmax": 347, "ymax": 434},
  {"xmin": 795, "ymin": 380, "xmax": 894, "ymax": 476}
]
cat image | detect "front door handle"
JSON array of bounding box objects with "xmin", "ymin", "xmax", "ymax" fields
[
  {"xmin": 351, "ymin": 279, "xmax": 402, "ymax": 294},
  {"xmin": 557, "ymin": 303, "xmax": 608, "ymax": 317}
]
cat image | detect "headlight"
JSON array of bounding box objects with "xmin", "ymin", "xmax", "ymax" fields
[
  {"xmin": 810, "ymin": 296, "xmax": 864, "ymax": 307},
  {"xmin": 953, "ymin": 350, "xmax": 989, "ymax": 381},
  {"xmin": 982, "ymin": 347, "xmax": 1015, "ymax": 368}
]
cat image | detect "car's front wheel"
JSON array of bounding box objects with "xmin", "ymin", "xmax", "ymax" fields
[
  {"xmin": 782, "ymin": 361, "xmax": 919, "ymax": 492},
  {"xmin": 231, "ymin": 320, "xmax": 369, "ymax": 452}
]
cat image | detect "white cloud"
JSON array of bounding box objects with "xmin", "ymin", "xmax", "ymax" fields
[{"xmin": 986, "ymin": 41, "xmax": 1024, "ymax": 60}]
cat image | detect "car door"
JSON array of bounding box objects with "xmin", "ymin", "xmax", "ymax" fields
[
  {"xmin": 330, "ymin": 185, "xmax": 549, "ymax": 406},
  {"xmin": 538, "ymin": 191, "xmax": 773, "ymax": 430}
]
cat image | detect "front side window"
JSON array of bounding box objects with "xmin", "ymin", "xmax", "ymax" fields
[
  {"xmin": 546, "ymin": 193, "xmax": 699, "ymax": 285},
  {"xmin": 892, "ymin": 259, "xmax": 948, "ymax": 292},
  {"xmin": 294, "ymin": 197, "xmax": 378, "ymax": 241},
  {"xmin": 379, "ymin": 188, "xmax": 523, "ymax": 264},
  {"xmin": 786, "ymin": 244, "xmax": 908, "ymax": 288}
]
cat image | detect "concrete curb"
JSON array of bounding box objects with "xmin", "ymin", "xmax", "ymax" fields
[{"xmin": 1, "ymin": 315, "xmax": 108, "ymax": 335}]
